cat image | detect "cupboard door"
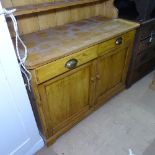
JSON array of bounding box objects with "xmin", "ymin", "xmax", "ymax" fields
[
  {"xmin": 38, "ymin": 62, "xmax": 94, "ymax": 137},
  {"xmin": 96, "ymin": 46, "xmax": 129, "ymax": 102}
]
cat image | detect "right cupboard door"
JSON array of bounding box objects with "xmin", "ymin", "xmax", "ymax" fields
[{"xmin": 95, "ymin": 46, "xmax": 130, "ymax": 106}]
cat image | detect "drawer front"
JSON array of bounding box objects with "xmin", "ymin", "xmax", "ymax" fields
[
  {"xmin": 139, "ymin": 20, "xmax": 155, "ymax": 40},
  {"xmin": 139, "ymin": 24, "xmax": 153, "ymax": 40},
  {"xmin": 134, "ymin": 58, "xmax": 155, "ymax": 80},
  {"xmin": 136, "ymin": 46, "xmax": 155, "ymax": 66},
  {"xmin": 98, "ymin": 30, "xmax": 135, "ymax": 56},
  {"xmin": 139, "ymin": 37, "xmax": 155, "ymax": 51},
  {"xmin": 35, "ymin": 45, "xmax": 98, "ymax": 84}
]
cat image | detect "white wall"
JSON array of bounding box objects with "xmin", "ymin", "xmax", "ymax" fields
[{"xmin": 0, "ymin": 3, "xmax": 44, "ymax": 155}]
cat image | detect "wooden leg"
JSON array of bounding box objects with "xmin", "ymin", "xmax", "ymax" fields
[{"xmin": 150, "ymin": 75, "xmax": 155, "ymax": 90}]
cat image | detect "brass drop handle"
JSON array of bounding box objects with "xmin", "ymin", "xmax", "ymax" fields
[
  {"xmin": 115, "ymin": 37, "xmax": 123, "ymax": 45},
  {"xmin": 65, "ymin": 59, "xmax": 78, "ymax": 69}
]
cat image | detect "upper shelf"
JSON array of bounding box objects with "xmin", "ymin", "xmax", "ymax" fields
[{"xmin": 9, "ymin": 0, "xmax": 105, "ymax": 17}]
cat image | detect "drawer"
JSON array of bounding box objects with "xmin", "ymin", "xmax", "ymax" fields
[
  {"xmin": 134, "ymin": 58, "xmax": 155, "ymax": 79},
  {"xmin": 35, "ymin": 45, "xmax": 98, "ymax": 84},
  {"xmin": 136, "ymin": 46, "xmax": 155, "ymax": 66},
  {"xmin": 139, "ymin": 25, "xmax": 153, "ymax": 40},
  {"xmin": 139, "ymin": 19, "xmax": 155, "ymax": 40},
  {"xmin": 98, "ymin": 30, "xmax": 135, "ymax": 56},
  {"xmin": 139, "ymin": 37, "xmax": 155, "ymax": 51}
]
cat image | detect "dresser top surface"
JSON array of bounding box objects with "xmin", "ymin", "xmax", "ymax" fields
[{"xmin": 18, "ymin": 16, "xmax": 139, "ymax": 69}]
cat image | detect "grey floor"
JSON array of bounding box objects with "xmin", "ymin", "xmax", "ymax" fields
[{"xmin": 36, "ymin": 72, "xmax": 155, "ymax": 155}]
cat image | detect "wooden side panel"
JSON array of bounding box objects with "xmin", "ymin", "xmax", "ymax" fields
[
  {"xmin": 56, "ymin": 7, "xmax": 71, "ymax": 26},
  {"xmin": 2, "ymin": 0, "xmax": 118, "ymax": 36},
  {"xmin": 36, "ymin": 0, "xmax": 57, "ymax": 30},
  {"xmin": 38, "ymin": 63, "xmax": 93, "ymax": 135},
  {"xmin": 70, "ymin": 6, "xmax": 81, "ymax": 22},
  {"xmin": 102, "ymin": 0, "xmax": 118, "ymax": 18},
  {"xmin": 17, "ymin": 15, "xmax": 40, "ymax": 34},
  {"xmin": 96, "ymin": 47, "xmax": 127, "ymax": 99},
  {"xmin": 37, "ymin": 10, "xmax": 57, "ymax": 30},
  {"xmin": 150, "ymin": 75, "xmax": 155, "ymax": 90}
]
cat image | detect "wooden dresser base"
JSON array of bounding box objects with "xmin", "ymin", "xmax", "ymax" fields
[{"xmin": 21, "ymin": 17, "xmax": 138, "ymax": 146}]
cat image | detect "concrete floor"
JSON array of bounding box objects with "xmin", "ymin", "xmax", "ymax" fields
[{"xmin": 36, "ymin": 72, "xmax": 155, "ymax": 155}]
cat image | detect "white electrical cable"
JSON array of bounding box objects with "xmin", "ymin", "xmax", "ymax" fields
[{"xmin": 1, "ymin": 8, "xmax": 32, "ymax": 90}]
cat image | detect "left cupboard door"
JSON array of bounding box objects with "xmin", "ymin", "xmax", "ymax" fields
[{"xmin": 38, "ymin": 62, "xmax": 95, "ymax": 138}]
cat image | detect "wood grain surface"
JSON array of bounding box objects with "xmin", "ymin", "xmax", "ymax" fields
[{"xmin": 16, "ymin": 16, "xmax": 139, "ymax": 69}]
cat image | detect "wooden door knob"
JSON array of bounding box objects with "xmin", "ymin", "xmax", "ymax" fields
[
  {"xmin": 96, "ymin": 74, "xmax": 100, "ymax": 80},
  {"xmin": 91, "ymin": 77, "xmax": 96, "ymax": 82}
]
